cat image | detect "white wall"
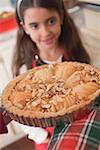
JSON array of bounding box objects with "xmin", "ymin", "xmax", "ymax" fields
[{"xmin": 0, "ymin": 0, "xmax": 11, "ymax": 8}]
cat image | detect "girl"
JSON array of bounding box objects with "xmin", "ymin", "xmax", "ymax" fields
[
  {"xmin": 1, "ymin": 0, "xmax": 90, "ymax": 149},
  {"xmin": 12, "ymin": 0, "xmax": 90, "ymax": 77}
]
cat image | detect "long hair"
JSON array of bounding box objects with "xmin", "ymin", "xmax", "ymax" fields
[{"xmin": 12, "ymin": 0, "xmax": 90, "ymax": 76}]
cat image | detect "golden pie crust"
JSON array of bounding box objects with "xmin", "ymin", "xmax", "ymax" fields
[{"xmin": 1, "ymin": 62, "xmax": 100, "ymax": 120}]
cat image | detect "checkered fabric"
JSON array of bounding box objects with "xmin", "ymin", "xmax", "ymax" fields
[{"xmin": 48, "ymin": 109, "xmax": 100, "ymax": 150}]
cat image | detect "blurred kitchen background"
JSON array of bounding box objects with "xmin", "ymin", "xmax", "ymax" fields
[{"xmin": 0, "ymin": 0, "xmax": 100, "ymax": 149}]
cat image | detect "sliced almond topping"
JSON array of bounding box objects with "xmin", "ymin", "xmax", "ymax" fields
[
  {"xmin": 32, "ymin": 99, "xmax": 41, "ymax": 107},
  {"xmin": 25, "ymin": 98, "xmax": 31, "ymax": 102},
  {"xmin": 25, "ymin": 84, "xmax": 32, "ymax": 91},
  {"xmin": 41, "ymin": 104, "xmax": 51, "ymax": 109},
  {"xmin": 32, "ymin": 89, "xmax": 37, "ymax": 97},
  {"xmin": 38, "ymin": 84, "xmax": 46, "ymax": 89},
  {"xmin": 14, "ymin": 103, "xmax": 24, "ymax": 109}
]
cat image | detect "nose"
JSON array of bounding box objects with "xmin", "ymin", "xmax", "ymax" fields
[{"xmin": 40, "ymin": 25, "xmax": 50, "ymax": 37}]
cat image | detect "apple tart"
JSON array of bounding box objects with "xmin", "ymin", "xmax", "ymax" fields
[{"xmin": 1, "ymin": 61, "xmax": 100, "ymax": 127}]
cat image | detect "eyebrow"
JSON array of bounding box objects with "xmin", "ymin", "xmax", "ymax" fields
[
  {"xmin": 28, "ymin": 16, "xmax": 56, "ymax": 26},
  {"xmin": 29, "ymin": 22, "xmax": 37, "ymax": 27}
]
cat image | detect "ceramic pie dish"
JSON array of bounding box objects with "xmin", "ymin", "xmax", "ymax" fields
[{"xmin": 1, "ymin": 61, "xmax": 100, "ymax": 127}]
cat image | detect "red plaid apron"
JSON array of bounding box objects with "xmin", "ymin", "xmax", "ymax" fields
[{"xmin": 48, "ymin": 109, "xmax": 100, "ymax": 150}]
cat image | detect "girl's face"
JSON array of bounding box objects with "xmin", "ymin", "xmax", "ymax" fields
[{"xmin": 23, "ymin": 8, "xmax": 63, "ymax": 50}]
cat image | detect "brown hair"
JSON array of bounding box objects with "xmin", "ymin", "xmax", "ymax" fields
[{"xmin": 12, "ymin": 0, "xmax": 90, "ymax": 76}]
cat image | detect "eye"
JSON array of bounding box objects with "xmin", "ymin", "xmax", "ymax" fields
[
  {"xmin": 29, "ymin": 23, "xmax": 38, "ymax": 29},
  {"xmin": 47, "ymin": 17, "xmax": 56, "ymax": 25}
]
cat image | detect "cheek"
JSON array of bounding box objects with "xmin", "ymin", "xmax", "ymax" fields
[
  {"xmin": 29, "ymin": 31, "xmax": 39, "ymax": 42},
  {"xmin": 54, "ymin": 25, "xmax": 61, "ymax": 37}
]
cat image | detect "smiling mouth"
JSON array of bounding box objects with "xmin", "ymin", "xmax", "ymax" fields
[{"xmin": 42, "ymin": 37, "xmax": 55, "ymax": 44}]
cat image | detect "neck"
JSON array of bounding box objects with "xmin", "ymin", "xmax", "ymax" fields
[{"xmin": 39, "ymin": 45, "xmax": 64, "ymax": 61}]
